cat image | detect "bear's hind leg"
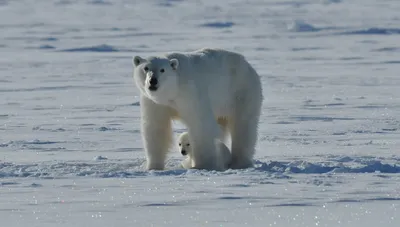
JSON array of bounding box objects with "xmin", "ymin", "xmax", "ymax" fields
[{"xmin": 229, "ymin": 98, "xmax": 261, "ymax": 169}]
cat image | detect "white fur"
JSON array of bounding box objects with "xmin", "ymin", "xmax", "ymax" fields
[
  {"xmin": 178, "ymin": 132, "xmax": 231, "ymax": 171},
  {"xmin": 132, "ymin": 48, "xmax": 263, "ymax": 170}
]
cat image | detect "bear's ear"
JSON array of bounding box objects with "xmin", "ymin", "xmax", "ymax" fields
[
  {"xmin": 133, "ymin": 56, "xmax": 145, "ymax": 67},
  {"xmin": 170, "ymin": 58, "xmax": 179, "ymax": 70}
]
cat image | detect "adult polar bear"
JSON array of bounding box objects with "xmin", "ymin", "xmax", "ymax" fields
[{"xmin": 132, "ymin": 48, "xmax": 263, "ymax": 171}]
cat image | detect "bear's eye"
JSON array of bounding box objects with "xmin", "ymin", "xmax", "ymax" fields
[
  {"xmin": 160, "ymin": 68, "xmax": 165, "ymax": 73},
  {"xmin": 186, "ymin": 143, "xmax": 190, "ymax": 146},
  {"xmin": 144, "ymin": 66, "xmax": 149, "ymax": 72},
  {"xmin": 178, "ymin": 143, "xmax": 181, "ymax": 146}
]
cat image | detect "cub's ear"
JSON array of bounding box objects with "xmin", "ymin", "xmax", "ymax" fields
[
  {"xmin": 133, "ymin": 56, "xmax": 145, "ymax": 67},
  {"xmin": 170, "ymin": 58, "xmax": 179, "ymax": 70}
]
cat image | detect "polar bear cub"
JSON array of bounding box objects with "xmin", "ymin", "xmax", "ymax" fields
[{"xmin": 178, "ymin": 132, "xmax": 231, "ymax": 171}]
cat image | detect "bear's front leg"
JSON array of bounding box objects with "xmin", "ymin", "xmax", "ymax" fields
[
  {"xmin": 185, "ymin": 126, "xmax": 218, "ymax": 170},
  {"xmin": 181, "ymin": 157, "xmax": 193, "ymax": 169},
  {"xmin": 178, "ymin": 96, "xmax": 220, "ymax": 170},
  {"xmin": 140, "ymin": 95, "xmax": 173, "ymax": 170}
]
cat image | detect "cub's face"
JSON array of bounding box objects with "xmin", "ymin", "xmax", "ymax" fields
[
  {"xmin": 177, "ymin": 132, "xmax": 192, "ymax": 156},
  {"xmin": 132, "ymin": 56, "xmax": 179, "ymax": 104}
]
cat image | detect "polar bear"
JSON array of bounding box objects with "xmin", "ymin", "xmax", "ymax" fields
[
  {"xmin": 178, "ymin": 132, "xmax": 231, "ymax": 171},
  {"xmin": 132, "ymin": 48, "xmax": 263, "ymax": 171}
]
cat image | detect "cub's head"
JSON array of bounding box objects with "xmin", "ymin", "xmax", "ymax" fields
[
  {"xmin": 132, "ymin": 55, "xmax": 179, "ymax": 104},
  {"xmin": 177, "ymin": 132, "xmax": 192, "ymax": 156}
]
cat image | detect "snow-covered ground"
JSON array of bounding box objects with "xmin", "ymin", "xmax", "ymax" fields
[{"xmin": 1, "ymin": 0, "xmax": 399, "ymax": 226}]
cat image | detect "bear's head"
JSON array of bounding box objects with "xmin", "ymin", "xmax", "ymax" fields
[
  {"xmin": 177, "ymin": 132, "xmax": 192, "ymax": 156},
  {"xmin": 133, "ymin": 55, "xmax": 179, "ymax": 105}
]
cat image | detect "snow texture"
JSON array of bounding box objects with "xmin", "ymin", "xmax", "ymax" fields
[{"xmin": 0, "ymin": 0, "xmax": 399, "ymax": 226}]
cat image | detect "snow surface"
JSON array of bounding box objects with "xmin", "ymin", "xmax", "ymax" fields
[{"xmin": 0, "ymin": 0, "xmax": 399, "ymax": 226}]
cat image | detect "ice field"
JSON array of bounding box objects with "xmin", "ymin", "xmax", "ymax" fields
[{"xmin": 0, "ymin": 0, "xmax": 399, "ymax": 226}]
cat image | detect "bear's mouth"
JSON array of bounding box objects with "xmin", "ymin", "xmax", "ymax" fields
[{"xmin": 148, "ymin": 85, "xmax": 158, "ymax": 91}]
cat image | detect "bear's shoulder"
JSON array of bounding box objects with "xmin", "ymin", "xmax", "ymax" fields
[{"xmin": 164, "ymin": 47, "xmax": 238, "ymax": 60}]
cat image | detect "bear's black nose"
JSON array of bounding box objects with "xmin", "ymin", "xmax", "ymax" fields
[
  {"xmin": 149, "ymin": 77, "xmax": 158, "ymax": 86},
  {"xmin": 181, "ymin": 150, "xmax": 187, "ymax": 156}
]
